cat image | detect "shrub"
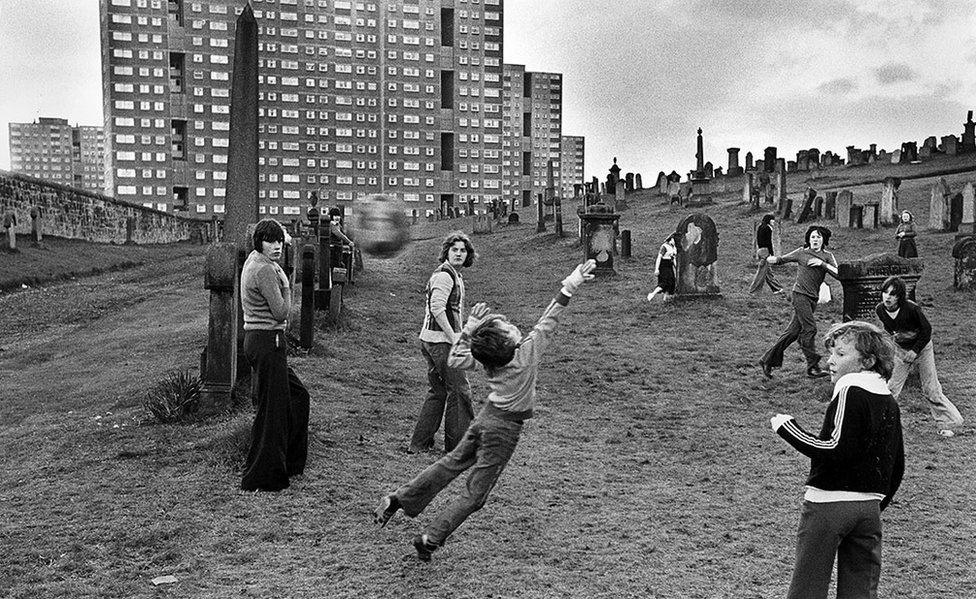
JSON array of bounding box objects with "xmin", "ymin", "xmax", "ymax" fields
[{"xmin": 144, "ymin": 369, "xmax": 202, "ymax": 423}]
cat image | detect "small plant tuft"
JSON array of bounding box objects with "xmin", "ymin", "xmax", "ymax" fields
[{"xmin": 144, "ymin": 369, "xmax": 202, "ymax": 423}]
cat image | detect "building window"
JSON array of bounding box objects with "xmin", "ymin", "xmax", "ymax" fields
[
  {"xmin": 169, "ymin": 53, "xmax": 186, "ymax": 93},
  {"xmin": 171, "ymin": 120, "xmax": 187, "ymax": 160}
]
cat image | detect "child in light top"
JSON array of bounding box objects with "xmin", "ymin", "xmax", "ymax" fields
[
  {"xmin": 770, "ymin": 321, "xmax": 904, "ymax": 599},
  {"xmin": 374, "ymin": 259, "xmax": 597, "ymax": 562}
]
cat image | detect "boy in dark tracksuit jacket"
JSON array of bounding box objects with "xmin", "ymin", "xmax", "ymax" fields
[{"xmin": 770, "ymin": 321, "xmax": 904, "ymax": 599}]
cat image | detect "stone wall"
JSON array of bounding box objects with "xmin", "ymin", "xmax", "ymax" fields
[{"xmin": 0, "ymin": 171, "xmax": 203, "ymax": 244}]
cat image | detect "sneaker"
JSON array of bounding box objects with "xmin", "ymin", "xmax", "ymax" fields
[
  {"xmin": 760, "ymin": 360, "xmax": 774, "ymax": 379},
  {"xmin": 373, "ymin": 494, "xmax": 401, "ymax": 527},
  {"xmin": 806, "ymin": 365, "xmax": 829, "ymax": 379},
  {"xmin": 412, "ymin": 534, "xmax": 438, "ymax": 562},
  {"xmin": 938, "ymin": 429, "xmax": 955, "ymax": 438}
]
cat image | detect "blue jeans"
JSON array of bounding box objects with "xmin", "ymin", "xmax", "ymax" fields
[
  {"xmin": 410, "ymin": 341, "xmax": 474, "ymax": 452},
  {"xmin": 787, "ymin": 500, "xmax": 883, "ymax": 599},
  {"xmin": 397, "ymin": 407, "xmax": 523, "ymax": 546},
  {"xmin": 887, "ymin": 342, "xmax": 963, "ymax": 429}
]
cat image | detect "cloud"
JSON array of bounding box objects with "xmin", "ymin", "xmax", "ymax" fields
[
  {"xmin": 875, "ymin": 63, "xmax": 918, "ymax": 85},
  {"xmin": 818, "ymin": 78, "xmax": 857, "ymax": 95}
]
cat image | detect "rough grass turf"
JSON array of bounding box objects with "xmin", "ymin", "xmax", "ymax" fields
[{"xmin": 1, "ymin": 163, "xmax": 975, "ymax": 598}]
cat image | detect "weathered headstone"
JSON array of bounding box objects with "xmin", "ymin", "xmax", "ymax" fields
[
  {"xmin": 863, "ymin": 203, "xmax": 878, "ymax": 229},
  {"xmin": 837, "ymin": 190, "xmax": 854, "ymax": 227},
  {"xmin": 763, "ymin": 147, "xmax": 777, "ymax": 172},
  {"xmin": 958, "ymin": 182, "xmax": 975, "ymax": 237},
  {"xmin": 508, "ymin": 212, "xmax": 520, "ymax": 225},
  {"xmin": 941, "ymin": 135, "xmax": 959, "ymax": 156},
  {"xmin": 781, "ymin": 198, "xmax": 793, "ymax": 220},
  {"xmin": 796, "ymin": 188, "xmax": 816, "ymax": 223},
  {"xmin": 775, "ymin": 159, "xmax": 787, "ymax": 210},
  {"xmin": 29, "ymin": 206, "xmax": 42, "ymax": 244},
  {"xmin": 743, "ymin": 172, "xmax": 756, "ymax": 208},
  {"xmin": 879, "ymin": 177, "xmax": 900, "ymax": 227},
  {"xmin": 656, "ymin": 171, "xmax": 668, "ymax": 195},
  {"xmin": 703, "ymin": 162, "xmax": 714, "ymax": 179},
  {"xmin": 837, "ymin": 254, "xmax": 923, "ymax": 321},
  {"xmin": 579, "ymin": 202, "xmax": 620, "ymax": 275},
  {"xmin": 625, "ymin": 173, "xmax": 635, "ymax": 192},
  {"xmin": 674, "ymin": 213, "xmax": 721, "ymax": 299},
  {"xmin": 825, "ymin": 191, "xmax": 837, "ymax": 220},
  {"xmin": 299, "ymin": 244, "xmax": 316, "ymax": 349},
  {"xmin": 615, "ymin": 180, "xmax": 626, "ymax": 208},
  {"xmin": 472, "ymin": 214, "xmax": 493, "ymax": 234},
  {"xmin": 850, "ymin": 204, "xmax": 864, "ymax": 229},
  {"xmin": 620, "ymin": 230, "xmax": 632, "ymax": 258},
  {"xmin": 3, "ymin": 212, "xmax": 16, "ymax": 251},
  {"xmin": 635, "ymin": 173, "xmax": 642, "ymax": 190},
  {"xmin": 745, "ymin": 152, "xmax": 754, "ymax": 171},
  {"xmin": 200, "ymin": 243, "xmax": 240, "ymax": 412},
  {"xmin": 929, "ymin": 178, "xmax": 951, "ymax": 231},
  {"xmin": 949, "ymin": 193, "xmax": 964, "ymax": 233},
  {"xmin": 952, "ymin": 236, "xmax": 976, "ymax": 290}
]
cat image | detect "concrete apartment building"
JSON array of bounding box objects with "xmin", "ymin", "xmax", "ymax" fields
[
  {"xmin": 99, "ymin": 0, "xmax": 503, "ymax": 218},
  {"xmin": 501, "ymin": 65, "xmax": 563, "ymax": 210},
  {"xmin": 559, "ymin": 134, "xmax": 583, "ymax": 199},
  {"xmin": 8, "ymin": 118, "xmax": 106, "ymax": 193}
]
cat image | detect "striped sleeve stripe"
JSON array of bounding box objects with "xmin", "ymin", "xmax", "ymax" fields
[{"xmin": 782, "ymin": 388, "xmax": 849, "ymax": 449}]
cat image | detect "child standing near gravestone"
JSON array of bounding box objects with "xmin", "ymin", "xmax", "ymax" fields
[
  {"xmin": 240, "ymin": 219, "xmax": 310, "ymax": 492},
  {"xmin": 760, "ymin": 225, "xmax": 838, "ymax": 379},
  {"xmin": 374, "ymin": 260, "xmax": 597, "ymax": 562},
  {"xmin": 876, "ymin": 276, "xmax": 963, "ymax": 436},
  {"xmin": 894, "ymin": 210, "xmax": 918, "ymax": 258},
  {"xmin": 647, "ymin": 235, "xmax": 677, "ymax": 301},
  {"xmin": 770, "ymin": 321, "xmax": 904, "ymax": 599}
]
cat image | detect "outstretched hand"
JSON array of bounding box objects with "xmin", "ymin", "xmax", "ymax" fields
[
  {"xmin": 561, "ymin": 259, "xmax": 597, "ymax": 293},
  {"xmin": 465, "ymin": 302, "xmax": 490, "ymax": 329}
]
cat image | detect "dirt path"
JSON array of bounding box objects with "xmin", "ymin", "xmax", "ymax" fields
[{"xmin": 0, "ymin": 255, "xmax": 208, "ymax": 424}]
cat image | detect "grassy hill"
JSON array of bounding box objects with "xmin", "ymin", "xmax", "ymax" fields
[{"xmin": 1, "ymin": 160, "xmax": 974, "ymax": 598}]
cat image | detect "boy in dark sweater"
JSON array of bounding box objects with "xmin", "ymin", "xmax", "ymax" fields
[
  {"xmin": 770, "ymin": 321, "xmax": 904, "ymax": 599},
  {"xmin": 374, "ymin": 260, "xmax": 596, "ymax": 562},
  {"xmin": 876, "ymin": 276, "xmax": 963, "ymax": 436}
]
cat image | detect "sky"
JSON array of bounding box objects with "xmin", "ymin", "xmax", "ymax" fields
[{"xmin": 2, "ymin": 0, "xmax": 976, "ymax": 183}]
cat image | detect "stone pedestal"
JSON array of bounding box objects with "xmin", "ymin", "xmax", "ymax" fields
[
  {"xmin": 200, "ymin": 243, "xmax": 240, "ymax": 413},
  {"xmin": 579, "ymin": 204, "xmax": 620, "ymax": 275},
  {"xmin": 837, "ymin": 254, "xmax": 923, "ymax": 321}
]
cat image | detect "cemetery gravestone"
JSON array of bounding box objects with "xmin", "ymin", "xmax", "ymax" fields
[
  {"xmin": 3, "ymin": 212, "xmax": 16, "ymax": 251},
  {"xmin": 837, "ymin": 254, "xmax": 923, "ymax": 321},
  {"xmin": 879, "ymin": 178, "xmax": 900, "ymax": 227},
  {"xmin": 825, "ymin": 192, "xmax": 837, "ymax": 220},
  {"xmin": 929, "ymin": 178, "xmax": 951, "ymax": 231},
  {"xmin": 635, "ymin": 173, "xmax": 643, "ymax": 190},
  {"xmin": 674, "ymin": 213, "xmax": 721, "ymax": 298},
  {"xmin": 472, "ymin": 214, "xmax": 493, "ymax": 234},
  {"xmin": 951, "ymin": 236, "xmax": 976, "ymax": 290},
  {"xmin": 579, "ymin": 202, "xmax": 620, "ymax": 275},
  {"xmin": 796, "ymin": 188, "xmax": 816, "ymax": 224},
  {"xmin": 30, "ymin": 206, "xmax": 42, "ymax": 245},
  {"xmin": 863, "ymin": 203, "xmax": 879, "ymax": 229},
  {"xmin": 958, "ymin": 182, "xmax": 975, "ymax": 237},
  {"xmin": 949, "ymin": 193, "xmax": 963, "ymax": 233},
  {"xmin": 836, "ymin": 191, "xmax": 854, "ymax": 227}
]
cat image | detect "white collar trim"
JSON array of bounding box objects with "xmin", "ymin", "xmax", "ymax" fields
[{"xmin": 832, "ymin": 371, "xmax": 890, "ymax": 398}]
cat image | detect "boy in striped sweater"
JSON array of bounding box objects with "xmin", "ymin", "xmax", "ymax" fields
[{"xmin": 770, "ymin": 321, "xmax": 904, "ymax": 599}]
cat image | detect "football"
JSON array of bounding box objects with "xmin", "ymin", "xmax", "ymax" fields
[{"xmin": 351, "ymin": 193, "xmax": 412, "ymax": 258}]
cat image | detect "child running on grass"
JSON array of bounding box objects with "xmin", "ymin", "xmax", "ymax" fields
[
  {"xmin": 770, "ymin": 321, "xmax": 904, "ymax": 599},
  {"xmin": 374, "ymin": 259, "xmax": 597, "ymax": 562}
]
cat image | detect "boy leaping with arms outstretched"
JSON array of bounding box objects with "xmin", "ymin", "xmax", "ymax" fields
[{"xmin": 374, "ymin": 259, "xmax": 597, "ymax": 561}]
